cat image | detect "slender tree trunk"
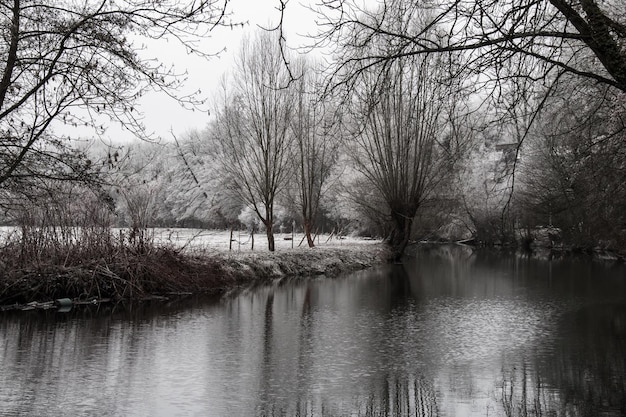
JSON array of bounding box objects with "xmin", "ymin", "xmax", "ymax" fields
[
  {"xmin": 303, "ymin": 218, "xmax": 315, "ymax": 248},
  {"xmin": 266, "ymin": 223, "xmax": 275, "ymax": 252}
]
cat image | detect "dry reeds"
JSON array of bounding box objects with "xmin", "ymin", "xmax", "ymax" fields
[
  {"xmin": 0, "ymin": 229, "xmax": 232, "ymax": 305},
  {"xmin": 0, "ymin": 189, "xmax": 231, "ymax": 305}
]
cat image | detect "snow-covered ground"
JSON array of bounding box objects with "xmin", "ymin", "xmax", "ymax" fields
[
  {"xmin": 0, "ymin": 226, "xmax": 381, "ymax": 253},
  {"xmin": 0, "ymin": 226, "xmax": 18, "ymax": 242},
  {"xmin": 149, "ymin": 228, "xmax": 380, "ymax": 253}
]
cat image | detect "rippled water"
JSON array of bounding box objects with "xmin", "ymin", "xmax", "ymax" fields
[{"xmin": 1, "ymin": 245, "xmax": 625, "ymax": 416}]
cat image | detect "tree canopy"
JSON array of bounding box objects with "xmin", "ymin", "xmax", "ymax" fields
[{"xmin": 313, "ymin": 0, "xmax": 626, "ymax": 93}]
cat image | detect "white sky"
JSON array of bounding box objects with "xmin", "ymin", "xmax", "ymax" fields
[{"xmin": 105, "ymin": 0, "xmax": 322, "ymax": 143}]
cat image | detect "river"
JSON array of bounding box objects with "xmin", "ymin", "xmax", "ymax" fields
[{"xmin": 1, "ymin": 245, "xmax": 625, "ymax": 416}]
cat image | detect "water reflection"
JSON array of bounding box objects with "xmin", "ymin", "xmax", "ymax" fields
[
  {"xmin": 1, "ymin": 246, "xmax": 625, "ymax": 416},
  {"xmin": 495, "ymin": 301, "xmax": 626, "ymax": 417}
]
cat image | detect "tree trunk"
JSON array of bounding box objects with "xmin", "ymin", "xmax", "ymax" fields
[
  {"xmin": 388, "ymin": 211, "xmax": 413, "ymax": 261},
  {"xmin": 266, "ymin": 223, "xmax": 275, "ymax": 252},
  {"xmin": 303, "ymin": 218, "xmax": 315, "ymax": 248}
]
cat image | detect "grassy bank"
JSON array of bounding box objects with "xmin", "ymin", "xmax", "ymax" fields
[{"xmin": 0, "ymin": 228, "xmax": 388, "ymax": 308}]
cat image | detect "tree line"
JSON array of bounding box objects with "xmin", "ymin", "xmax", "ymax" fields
[{"xmin": 1, "ymin": 0, "xmax": 625, "ymax": 258}]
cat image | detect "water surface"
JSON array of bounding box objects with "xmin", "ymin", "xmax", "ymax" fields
[{"xmin": 1, "ymin": 245, "xmax": 625, "ymax": 416}]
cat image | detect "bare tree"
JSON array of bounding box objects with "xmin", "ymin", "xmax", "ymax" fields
[
  {"xmin": 312, "ymin": 0, "xmax": 626, "ymax": 93},
  {"xmin": 0, "ymin": 1, "xmax": 231, "ymax": 204},
  {"xmin": 215, "ymin": 31, "xmax": 294, "ymax": 251},
  {"xmin": 289, "ymin": 58, "xmax": 341, "ymax": 247},
  {"xmin": 311, "ymin": 0, "xmax": 624, "ymax": 183},
  {"xmin": 347, "ymin": 46, "xmax": 466, "ymax": 258}
]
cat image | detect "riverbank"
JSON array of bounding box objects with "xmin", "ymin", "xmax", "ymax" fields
[{"xmin": 0, "ymin": 234, "xmax": 388, "ymax": 310}]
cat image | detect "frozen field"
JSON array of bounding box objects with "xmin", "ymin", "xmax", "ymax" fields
[
  {"xmin": 0, "ymin": 226, "xmax": 380, "ymax": 253},
  {"xmin": 149, "ymin": 228, "xmax": 380, "ymax": 252}
]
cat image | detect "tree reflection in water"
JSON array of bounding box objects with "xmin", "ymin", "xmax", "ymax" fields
[
  {"xmin": 498, "ymin": 303, "xmax": 626, "ymax": 417},
  {"xmin": 254, "ymin": 372, "xmax": 440, "ymax": 417},
  {"xmin": 1, "ymin": 245, "xmax": 625, "ymax": 416}
]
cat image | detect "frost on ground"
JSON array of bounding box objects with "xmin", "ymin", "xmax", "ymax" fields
[
  {"xmin": 150, "ymin": 228, "xmax": 379, "ymax": 253},
  {"xmin": 0, "ymin": 227, "xmax": 388, "ymax": 305},
  {"xmin": 0, "ymin": 226, "xmax": 379, "ymax": 253},
  {"xmin": 151, "ymin": 228, "xmax": 388, "ymax": 281}
]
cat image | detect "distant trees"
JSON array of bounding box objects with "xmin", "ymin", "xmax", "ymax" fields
[
  {"xmin": 460, "ymin": 137, "xmax": 518, "ymax": 244},
  {"xmin": 0, "ymin": 1, "xmax": 230, "ymax": 210},
  {"xmin": 104, "ymin": 132, "xmax": 243, "ymax": 230},
  {"xmin": 215, "ymin": 31, "xmax": 294, "ymax": 251},
  {"xmin": 459, "ymin": 73, "xmax": 539, "ymax": 244}
]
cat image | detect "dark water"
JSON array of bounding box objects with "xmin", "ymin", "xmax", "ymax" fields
[{"xmin": 1, "ymin": 245, "xmax": 626, "ymax": 416}]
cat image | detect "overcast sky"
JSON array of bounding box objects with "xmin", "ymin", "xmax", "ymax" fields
[{"xmin": 122, "ymin": 0, "xmax": 320, "ymax": 142}]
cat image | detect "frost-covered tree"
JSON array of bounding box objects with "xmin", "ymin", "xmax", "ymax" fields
[
  {"xmin": 109, "ymin": 130, "xmax": 243, "ymax": 229},
  {"xmin": 165, "ymin": 129, "xmax": 242, "ymax": 228},
  {"xmin": 0, "ymin": 0, "xmax": 230, "ymax": 212}
]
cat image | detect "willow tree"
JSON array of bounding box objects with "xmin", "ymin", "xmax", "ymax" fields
[
  {"xmin": 0, "ymin": 0, "xmax": 230, "ymax": 209},
  {"xmin": 351, "ymin": 54, "xmax": 463, "ymax": 258},
  {"xmin": 339, "ymin": 1, "xmax": 469, "ymax": 258},
  {"xmin": 216, "ymin": 31, "xmax": 294, "ymax": 252}
]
